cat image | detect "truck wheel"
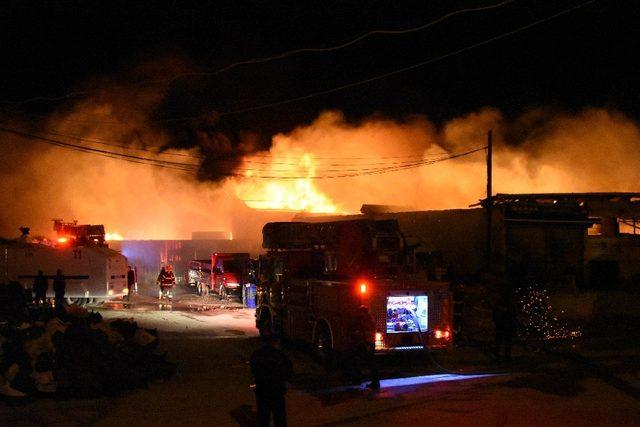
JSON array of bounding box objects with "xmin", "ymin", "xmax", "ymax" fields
[{"xmin": 314, "ymin": 323, "xmax": 334, "ymax": 367}]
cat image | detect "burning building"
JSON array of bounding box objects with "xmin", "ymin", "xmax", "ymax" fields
[
  {"xmin": 359, "ymin": 197, "xmax": 592, "ymax": 294},
  {"xmin": 354, "ymin": 193, "xmax": 640, "ymax": 319},
  {"xmin": 495, "ymin": 193, "xmax": 640, "ymax": 290}
]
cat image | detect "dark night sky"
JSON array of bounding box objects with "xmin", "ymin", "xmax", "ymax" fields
[{"xmin": 1, "ymin": 0, "xmax": 638, "ymax": 140}]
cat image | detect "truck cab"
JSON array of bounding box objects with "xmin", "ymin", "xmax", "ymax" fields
[{"xmin": 211, "ymin": 253, "xmax": 251, "ymax": 298}]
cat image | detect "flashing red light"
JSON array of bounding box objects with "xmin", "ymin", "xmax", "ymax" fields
[{"xmin": 359, "ymin": 282, "xmax": 367, "ymax": 294}]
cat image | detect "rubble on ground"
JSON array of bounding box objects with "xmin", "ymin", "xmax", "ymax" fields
[{"xmin": 0, "ymin": 283, "xmax": 175, "ymax": 399}]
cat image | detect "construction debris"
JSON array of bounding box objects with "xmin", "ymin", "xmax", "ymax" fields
[{"xmin": 0, "ymin": 283, "xmax": 175, "ymax": 399}]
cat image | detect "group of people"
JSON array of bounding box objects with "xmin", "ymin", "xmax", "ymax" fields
[{"xmin": 32, "ymin": 269, "xmax": 67, "ymax": 311}]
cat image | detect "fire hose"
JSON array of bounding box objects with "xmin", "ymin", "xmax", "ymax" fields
[{"xmin": 409, "ymin": 310, "xmax": 509, "ymax": 376}]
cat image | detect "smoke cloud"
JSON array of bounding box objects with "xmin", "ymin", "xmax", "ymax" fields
[
  {"xmin": 235, "ymin": 108, "xmax": 640, "ymax": 214},
  {"xmin": 1, "ymin": 58, "xmax": 638, "ymax": 243}
]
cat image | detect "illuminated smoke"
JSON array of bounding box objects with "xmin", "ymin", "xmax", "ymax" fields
[
  {"xmin": 0, "ymin": 58, "xmax": 639, "ymax": 242},
  {"xmin": 233, "ymin": 108, "xmax": 640, "ymax": 213}
]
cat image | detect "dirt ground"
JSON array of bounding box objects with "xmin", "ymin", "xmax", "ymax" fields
[{"xmin": 1, "ymin": 296, "xmax": 639, "ymax": 426}]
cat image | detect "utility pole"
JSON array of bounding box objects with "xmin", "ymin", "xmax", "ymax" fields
[{"xmin": 486, "ymin": 130, "xmax": 493, "ymax": 272}]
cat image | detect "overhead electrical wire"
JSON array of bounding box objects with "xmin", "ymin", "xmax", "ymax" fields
[
  {"xmin": 38, "ymin": 127, "xmax": 457, "ymax": 166},
  {"xmin": 0, "ymin": 0, "xmax": 593, "ymax": 142},
  {"xmin": 0, "ymin": 124, "xmax": 485, "ymax": 179},
  {"xmin": 0, "ymin": 109, "xmax": 455, "ymax": 164},
  {"xmin": 202, "ymin": 0, "xmax": 596, "ymax": 120},
  {"xmin": 4, "ymin": 0, "xmax": 514, "ymax": 107},
  {"xmin": 130, "ymin": 0, "xmax": 594, "ymax": 124},
  {"xmin": 0, "ymin": 125, "xmax": 199, "ymax": 172}
]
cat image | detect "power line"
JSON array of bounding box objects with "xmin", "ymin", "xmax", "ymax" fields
[
  {"xmin": 203, "ymin": 0, "xmax": 595, "ymax": 119},
  {"xmin": 0, "ymin": 109, "xmax": 454, "ymax": 164},
  {"xmin": 4, "ymin": 0, "xmax": 514, "ymax": 107},
  {"xmin": 0, "ymin": 125, "xmax": 199, "ymax": 172},
  {"xmin": 0, "ymin": 124, "xmax": 486, "ymax": 179},
  {"xmin": 0, "ymin": 0, "xmax": 593, "ymax": 133},
  {"xmin": 139, "ymin": 0, "xmax": 594, "ymax": 124},
  {"xmin": 41, "ymin": 126, "xmax": 455, "ymax": 165}
]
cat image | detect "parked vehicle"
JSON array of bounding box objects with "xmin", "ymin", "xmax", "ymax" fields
[
  {"xmin": 255, "ymin": 219, "xmax": 452, "ymax": 358},
  {"xmin": 184, "ymin": 259, "xmax": 212, "ymax": 296},
  {"xmin": 0, "ymin": 222, "xmax": 128, "ymax": 304},
  {"xmin": 211, "ymin": 253, "xmax": 252, "ymax": 299},
  {"xmin": 184, "ymin": 253, "xmax": 254, "ymax": 299}
]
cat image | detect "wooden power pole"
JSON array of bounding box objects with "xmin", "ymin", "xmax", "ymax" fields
[{"xmin": 486, "ymin": 130, "xmax": 493, "ymax": 271}]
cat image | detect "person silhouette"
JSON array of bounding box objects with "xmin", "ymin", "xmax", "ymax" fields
[{"xmin": 250, "ymin": 333, "xmax": 293, "ymax": 427}]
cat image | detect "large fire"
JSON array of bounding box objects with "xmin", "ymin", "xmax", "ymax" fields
[
  {"xmin": 3, "ymin": 100, "xmax": 640, "ymax": 244},
  {"xmin": 235, "ymin": 151, "xmax": 341, "ymax": 213}
]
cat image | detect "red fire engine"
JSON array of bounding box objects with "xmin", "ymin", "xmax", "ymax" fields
[{"xmin": 255, "ymin": 219, "xmax": 452, "ymax": 357}]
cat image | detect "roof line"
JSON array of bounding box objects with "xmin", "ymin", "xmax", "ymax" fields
[{"xmin": 492, "ymin": 192, "xmax": 640, "ymax": 199}]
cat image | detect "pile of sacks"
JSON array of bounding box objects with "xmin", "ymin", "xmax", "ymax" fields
[{"xmin": 0, "ymin": 306, "xmax": 175, "ymax": 399}]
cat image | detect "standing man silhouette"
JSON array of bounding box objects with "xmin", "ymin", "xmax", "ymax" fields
[
  {"xmin": 250, "ymin": 333, "xmax": 293, "ymax": 427},
  {"xmin": 33, "ymin": 270, "xmax": 48, "ymax": 306},
  {"xmin": 126, "ymin": 266, "xmax": 136, "ymax": 301},
  {"xmin": 53, "ymin": 269, "xmax": 66, "ymax": 312}
]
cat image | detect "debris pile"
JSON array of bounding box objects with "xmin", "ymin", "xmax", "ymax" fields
[{"xmin": 0, "ymin": 284, "xmax": 175, "ymax": 399}]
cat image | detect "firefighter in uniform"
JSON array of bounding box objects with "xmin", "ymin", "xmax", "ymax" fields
[
  {"xmin": 493, "ymin": 295, "xmax": 517, "ymax": 362},
  {"xmin": 250, "ymin": 333, "xmax": 293, "ymax": 427},
  {"xmin": 157, "ymin": 267, "xmax": 165, "ymax": 298},
  {"xmin": 355, "ymin": 305, "xmax": 380, "ymax": 390},
  {"xmin": 452, "ymin": 282, "xmax": 466, "ymax": 342},
  {"xmin": 33, "ymin": 270, "xmax": 48, "ymax": 306},
  {"xmin": 158, "ymin": 266, "xmax": 176, "ymax": 300},
  {"xmin": 126, "ymin": 266, "xmax": 136, "ymax": 301},
  {"xmin": 53, "ymin": 269, "xmax": 66, "ymax": 312}
]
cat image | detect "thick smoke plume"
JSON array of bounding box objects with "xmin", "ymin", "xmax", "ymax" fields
[
  {"xmin": 0, "ymin": 58, "xmax": 638, "ymax": 242},
  {"xmin": 0, "ymin": 59, "xmax": 263, "ymax": 240},
  {"xmin": 235, "ymin": 108, "xmax": 640, "ymax": 214}
]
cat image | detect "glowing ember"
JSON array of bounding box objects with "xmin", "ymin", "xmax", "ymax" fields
[
  {"xmin": 105, "ymin": 232, "xmax": 123, "ymax": 241},
  {"xmin": 236, "ymin": 152, "xmax": 341, "ymax": 213},
  {"xmin": 517, "ymin": 284, "xmax": 581, "ymax": 342}
]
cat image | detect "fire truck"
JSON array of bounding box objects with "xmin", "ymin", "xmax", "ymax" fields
[
  {"xmin": 185, "ymin": 253, "xmax": 253, "ymax": 298},
  {"xmin": 255, "ymin": 219, "xmax": 452, "ymax": 357},
  {"xmin": 0, "ymin": 221, "xmax": 128, "ymax": 304}
]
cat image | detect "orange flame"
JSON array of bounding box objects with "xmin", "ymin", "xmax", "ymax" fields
[
  {"xmin": 105, "ymin": 232, "xmax": 123, "ymax": 241},
  {"xmin": 236, "ymin": 152, "xmax": 341, "ymax": 213}
]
